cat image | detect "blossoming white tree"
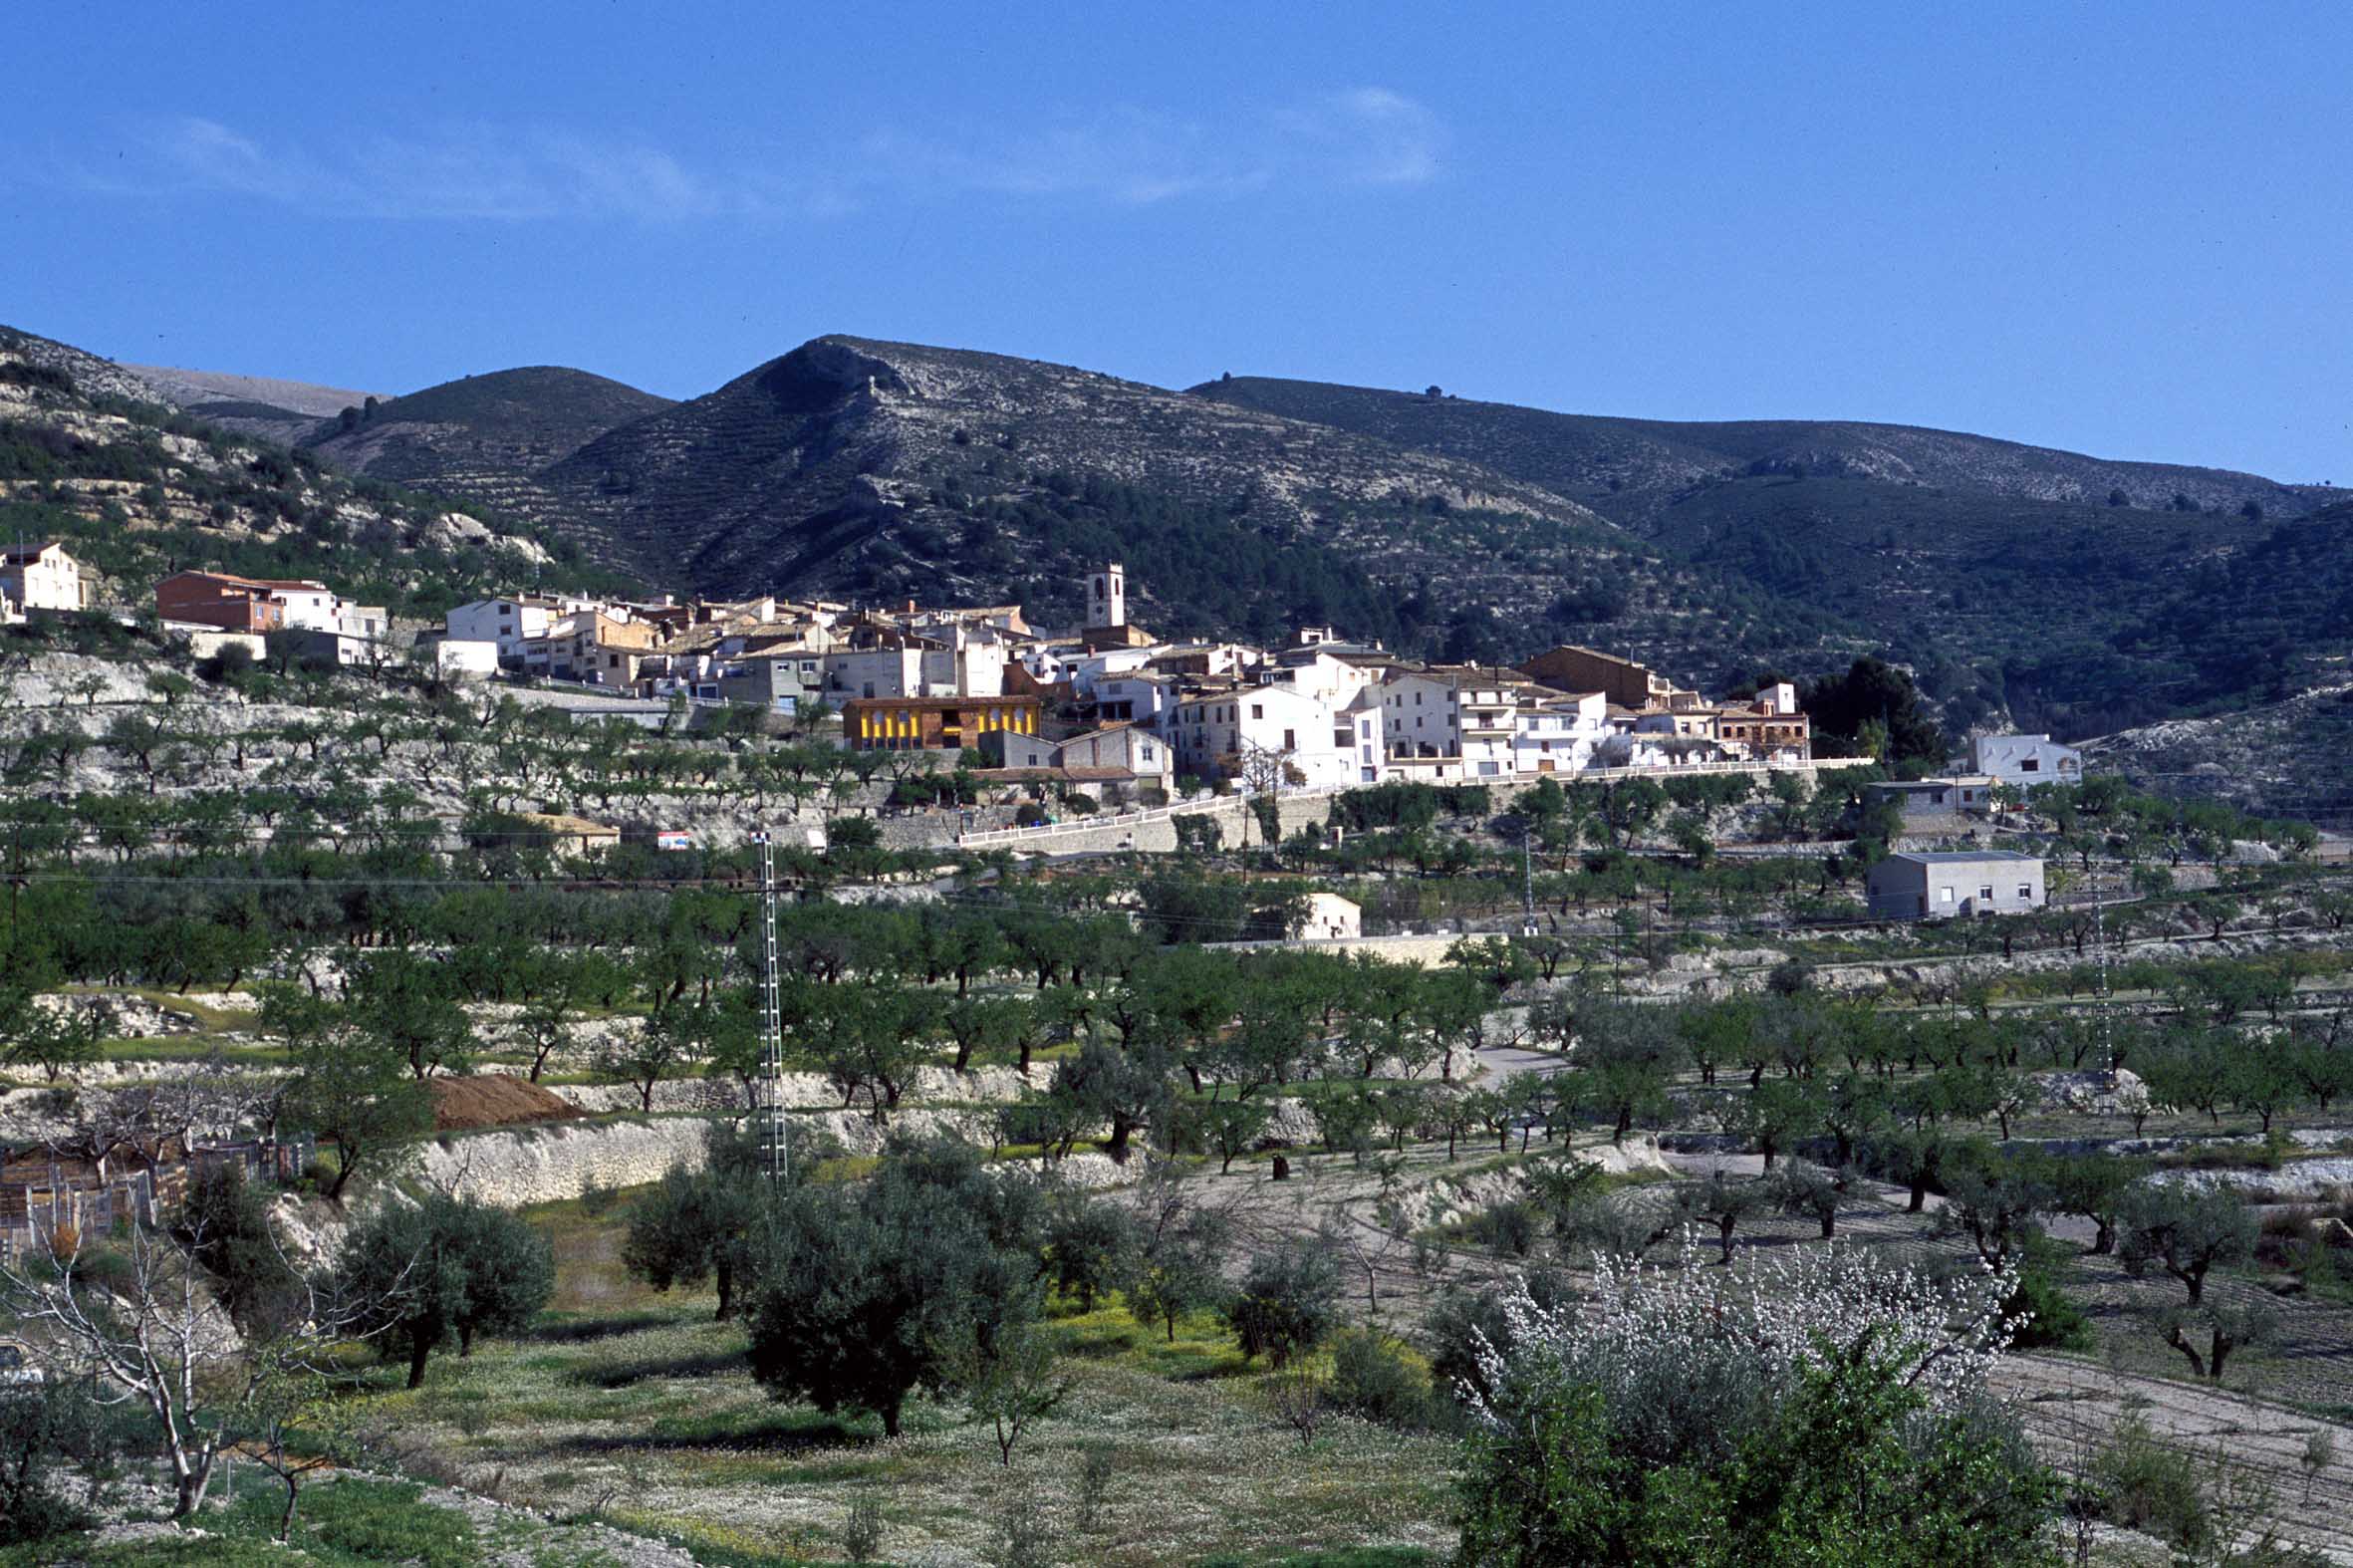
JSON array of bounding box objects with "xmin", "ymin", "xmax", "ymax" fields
[{"xmin": 1470, "ymin": 1228, "xmax": 2023, "ymax": 1435}]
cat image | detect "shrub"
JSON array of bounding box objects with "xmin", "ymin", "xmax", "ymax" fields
[
  {"xmin": 1997, "ymin": 1240, "xmax": 2093, "ymax": 1351},
  {"xmin": 2086, "ymin": 1415, "xmax": 2210, "ymax": 1551},
  {"xmin": 1226, "ymin": 1244, "xmax": 1343, "ymax": 1367},
  {"xmin": 1459, "ymin": 1197, "xmax": 1541, "ymax": 1258},
  {"xmin": 1425, "ymin": 1270, "xmax": 1575, "ymax": 1411},
  {"xmin": 843, "ymin": 1491, "xmax": 886, "ymax": 1564},
  {"xmin": 1326, "ymin": 1327, "xmax": 1436, "ymax": 1430},
  {"xmin": 985, "ymin": 1493, "xmax": 1054, "ymax": 1568},
  {"xmin": 1074, "ymin": 1443, "xmax": 1115, "ymax": 1532}
]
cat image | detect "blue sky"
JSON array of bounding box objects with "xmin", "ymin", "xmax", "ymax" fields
[{"xmin": 7, "ymin": 2, "xmax": 2348, "ymax": 480}]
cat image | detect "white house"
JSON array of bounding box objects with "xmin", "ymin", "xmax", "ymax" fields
[
  {"xmin": 992, "ymin": 723, "xmax": 1173, "ymax": 781},
  {"xmin": 267, "ymin": 582, "xmax": 344, "ymax": 634},
  {"xmin": 0, "ymin": 542, "xmax": 90, "ymax": 613},
  {"xmin": 1297, "ymin": 893, "xmax": 1362, "ymax": 941},
  {"xmin": 1970, "ymin": 733, "xmax": 2085, "ymax": 788},
  {"xmin": 1069, "ymin": 647, "xmax": 1158, "ymax": 695},
  {"xmin": 430, "ymin": 638, "xmax": 500, "ymax": 679},
  {"xmin": 1867, "ymin": 851, "xmax": 2046, "ymax": 920},
  {"xmin": 824, "ymin": 647, "xmax": 925, "ymax": 700},
  {"xmin": 1512, "ymin": 691, "xmax": 1608, "ymax": 775},
  {"xmin": 1379, "ymin": 668, "xmax": 1525, "ymax": 778},
  {"xmin": 1093, "ymin": 671, "xmax": 1177, "ymax": 727},
  {"xmin": 445, "ymin": 596, "xmax": 581, "ymax": 658},
  {"xmin": 1170, "ymin": 682, "xmax": 1356, "ymax": 790}
]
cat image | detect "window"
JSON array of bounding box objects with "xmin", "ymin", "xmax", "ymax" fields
[
  {"xmin": 1979, "ymin": 886, "xmax": 1994, "ymax": 901},
  {"xmin": 2017, "ymin": 884, "xmax": 2033, "ymax": 900},
  {"xmin": 1939, "ymin": 887, "xmax": 1955, "ymax": 904},
  {"xmin": 1283, "ymin": 728, "xmax": 1296, "ymax": 748},
  {"xmin": 2020, "ymin": 758, "xmax": 2040, "ymax": 773},
  {"xmin": 1251, "ymin": 703, "xmax": 1264, "ymax": 720},
  {"xmin": 1476, "ymin": 760, "xmax": 1499, "ymax": 776}
]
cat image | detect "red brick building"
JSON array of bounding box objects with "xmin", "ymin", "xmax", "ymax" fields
[{"xmin": 154, "ymin": 571, "xmax": 299, "ymax": 633}]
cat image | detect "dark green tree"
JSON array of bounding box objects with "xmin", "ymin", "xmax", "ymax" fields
[
  {"xmin": 1224, "ymin": 1244, "xmax": 1342, "ymax": 1368},
  {"xmin": 338, "ymin": 1193, "xmax": 555, "ymax": 1388},
  {"xmin": 741, "ymin": 1140, "xmax": 1043, "ymax": 1437}
]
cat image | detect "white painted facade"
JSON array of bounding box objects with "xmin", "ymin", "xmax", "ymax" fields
[
  {"xmin": 1170, "ymin": 683, "xmax": 1357, "ymax": 790},
  {"xmin": 1512, "ymin": 691, "xmax": 1608, "ymax": 774},
  {"xmin": 0, "ymin": 543, "xmax": 87, "ymax": 613},
  {"xmin": 1379, "ymin": 671, "xmax": 1521, "ymax": 776},
  {"xmin": 1094, "ymin": 672, "xmax": 1176, "ymax": 726},
  {"xmin": 447, "ymin": 598, "xmax": 559, "ymax": 657},
  {"xmin": 432, "ymin": 639, "xmax": 501, "ymax": 678}
]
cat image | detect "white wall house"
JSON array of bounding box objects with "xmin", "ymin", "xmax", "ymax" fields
[
  {"xmin": 431, "ymin": 639, "xmax": 501, "ymax": 678},
  {"xmin": 994, "ymin": 723, "xmax": 1173, "ymax": 781},
  {"xmin": 1867, "ymin": 851, "xmax": 2047, "ymax": 920},
  {"xmin": 824, "ymin": 647, "xmax": 924, "ymax": 700},
  {"xmin": 1170, "ymin": 683, "xmax": 1356, "ymax": 790},
  {"xmin": 1337, "ymin": 689, "xmax": 1390, "ymax": 784},
  {"xmin": 1070, "ymin": 647, "xmax": 1157, "ymax": 695},
  {"xmin": 1094, "ymin": 672, "xmax": 1177, "ymax": 727},
  {"xmin": 1970, "ymin": 733, "xmax": 2085, "ymax": 787},
  {"xmin": 1298, "ymin": 893, "xmax": 1363, "ymax": 941},
  {"xmin": 446, "ymin": 597, "xmax": 561, "ymax": 658},
  {"xmin": 268, "ymin": 583, "xmax": 344, "ymax": 634},
  {"xmin": 1512, "ymin": 691, "xmax": 1608, "ymax": 774},
  {"xmin": 1380, "ymin": 670, "xmax": 1522, "ymax": 777},
  {"xmin": 0, "ymin": 543, "xmax": 89, "ymax": 613}
]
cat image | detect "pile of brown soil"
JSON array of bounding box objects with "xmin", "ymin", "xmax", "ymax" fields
[{"xmin": 428, "ymin": 1075, "xmax": 588, "ymax": 1132}]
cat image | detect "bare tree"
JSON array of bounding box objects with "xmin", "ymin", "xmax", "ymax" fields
[
  {"xmin": 1264, "ymin": 1361, "xmax": 1329, "ymax": 1447},
  {"xmin": 1230, "ymin": 741, "xmax": 1304, "ymax": 847},
  {"xmin": 0, "ymin": 1210, "xmax": 392, "ymax": 1519}
]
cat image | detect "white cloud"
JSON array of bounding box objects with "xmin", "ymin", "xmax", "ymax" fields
[
  {"xmin": 864, "ymin": 88, "xmax": 1444, "ymax": 206},
  {"xmin": 1290, "ymin": 88, "xmax": 1447, "ymax": 186},
  {"xmin": 66, "ymin": 93, "xmax": 1441, "ymax": 222},
  {"xmin": 130, "ymin": 117, "xmax": 801, "ymax": 222}
]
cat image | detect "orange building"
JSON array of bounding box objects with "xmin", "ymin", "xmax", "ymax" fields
[{"xmin": 841, "ymin": 695, "xmax": 1042, "ymax": 751}]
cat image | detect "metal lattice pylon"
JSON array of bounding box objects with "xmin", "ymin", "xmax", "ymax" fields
[{"xmin": 755, "ymin": 830, "xmax": 788, "ymax": 1181}]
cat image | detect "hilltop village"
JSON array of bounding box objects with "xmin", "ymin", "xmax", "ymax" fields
[{"xmin": 13, "ymin": 544, "xmax": 1830, "ymax": 791}]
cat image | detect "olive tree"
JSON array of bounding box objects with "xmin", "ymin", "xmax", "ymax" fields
[{"xmin": 337, "ymin": 1193, "xmax": 556, "ymax": 1388}]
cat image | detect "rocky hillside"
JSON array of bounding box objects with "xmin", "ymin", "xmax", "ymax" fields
[
  {"xmin": 1191, "ymin": 376, "xmax": 2351, "ymax": 735},
  {"xmin": 300, "ymin": 366, "xmax": 673, "ymax": 537},
  {"xmin": 526, "ymin": 335, "xmax": 1852, "ymax": 673},
  {"xmin": 0, "ymin": 325, "xmax": 628, "ymax": 618},
  {"xmin": 2085, "ymin": 679, "xmax": 2353, "ymax": 827},
  {"xmin": 124, "ymin": 364, "xmax": 385, "ymax": 445},
  {"xmin": 1189, "ymin": 375, "xmax": 2328, "ymax": 522}
]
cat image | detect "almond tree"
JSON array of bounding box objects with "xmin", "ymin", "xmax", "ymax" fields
[{"xmin": 0, "ymin": 1207, "xmax": 390, "ymax": 1520}]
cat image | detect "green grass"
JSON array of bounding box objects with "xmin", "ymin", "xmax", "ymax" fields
[
  {"xmin": 0, "ymin": 1477, "xmax": 484, "ymax": 1568},
  {"xmin": 300, "ymin": 1195, "xmax": 1461, "ymax": 1566},
  {"xmin": 63, "ymin": 984, "xmax": 262, "ymax": 1032},
  {"xmin": 1194, "ymin": 1544, "xmax": 1431, "ymax": 1553}
]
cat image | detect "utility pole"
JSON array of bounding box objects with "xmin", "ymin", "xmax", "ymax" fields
[
  {"xmin": 1520, "ymin": 827, "xmax": 1538, "ymax": 936},
  {"xmin": 2095, "ymin": 861, "xmax": 2114, "ymax": 1068},
  {"xmin": 754, "ymin": 831, "xmax": 788, "ymax": 1182}
]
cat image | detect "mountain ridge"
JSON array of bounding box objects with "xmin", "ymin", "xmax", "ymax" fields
[{"xmin": 1186, "ymin": 375, "xmax": 2329, "ymax": 523}]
